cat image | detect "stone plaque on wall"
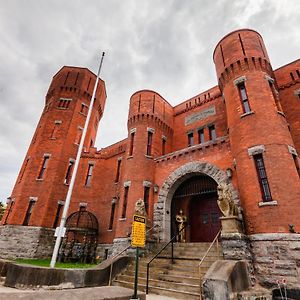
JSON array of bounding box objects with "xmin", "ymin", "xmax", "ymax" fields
[{"xmin": 185, "ymin": 106, "xmax": 216, "ymax": 125}]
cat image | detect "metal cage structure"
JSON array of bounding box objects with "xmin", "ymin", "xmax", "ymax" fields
[{"xmin": 58, "ymin": 209, "xmax": 99, "ymax": 263}]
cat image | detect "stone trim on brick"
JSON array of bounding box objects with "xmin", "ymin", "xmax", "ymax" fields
[
  {"xmin": 117, "ymin": 156, "xmax": 122, "ymax": 161},
  {"xmin": 258, "ymin": 200, "xmax": 278, "ymax": 207},
  {"xmin": 294, "ymin": 89, "xmax": 300, "ymax": 95},
  {"xmin": 54, "ymin": 120, "xmax": 62, "ymax": 124},
  {"xmin": 43, "ymin": 153, "xmax": 51, "ymax": 157},
  {"xmin": 57, "ymin": 200, "xmax": 65, "ymax": 205},
  {"xmin": 124, "ymin": 181, "xmax": 131, "ymax": 187},
  {"xmin": 88, "ymin": 161, "xmax": 95, "ymax": 165},
  {"xmin": 233, "ymin": 76, "xmax": 247, "ymax": 86},
  {"xmin": 240, "ymin": 111, "xmax": 255, "ymax": 119},
  {"xmin": 129, "ymin": 128, "xmax": 136, "ymax": 134},
  {"xmin": 264, "ymin": 74, "xmax": 275, "ymax": 84},
  {"xmin": 29, "ymin": 197, "xmax": 38, "ymax": 202},
  {"xmin": 147, "ymin": 127, "xmax": 155, "ymax": 133},
  {"xmin": 248, "ymin": 145, "xmax": 265, "ymax": 156},
  {"xmin": 143, "ymin": 180, "xmax": 151, "ymax": 187},
  {"xmin": 79, "ymin": 202, "xmax": 87, "ymax": 207},
  {"xmin": 112, "ymin": 197, "xmax": 117, "ymax": 204},
  {"xmin": 162, "ymin": 135, "xmax": 167, "ymax": 141},
  {"xmin": 288, "ymin": 145, "xmax": 298, "ymax": 156},
  {"xmin": 154, "ymin": 161, "xmax": 241, "ymax": 242}
]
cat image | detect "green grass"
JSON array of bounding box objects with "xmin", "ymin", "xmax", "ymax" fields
[{"xmin": 14, "ymin": 258, "xmax": 98, "ymax": 269}]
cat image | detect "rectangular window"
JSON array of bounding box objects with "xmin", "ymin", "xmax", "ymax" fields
[
  {"xmin": 23, "ymin": 200, "xmax": 36, "ymax": 226},
  {"xmin": 129, "ymin": 132, "xmax": 135, "ymax": 156},
  {"xmin": 85, "ymin": 164, "xmax": 94, "ymax": 187},
  {"xmin": 64, "ymin": 160, "xmax": 74, "ymax": 184},
  {"xmin": 108, "ymin": 202, "xmax": 116, "ymax": 230},
  {"xmin": 292, "ymin": 154, "xmax": 300, "ymax": 178},
  {"xmin": 146, "ymin": 131, "xmax": 153, "ymax": 156},
  {"xmin": 37, "ymin": 156, "xmax": 49, "ymax": 179},
  {"xmin": 58, "ymin": 98, "xmax": 72, "ymax": 109},
  {"xmin": 53, "ymin": 203, "xmax": 64, "ymax": 228},
  {"xmin": 188, "ymin": 132, "xmax": 194, "ymax": 147},
  {"xmin": 115, "ymin": 160, "xmax": 122, "ymax": 183},
  {"xmin": 121, "ymin": 187, "xmax": 129, "ymax": 218},
  {"xmin": 208, "ymin": 125, "xmax": 216, "ymax": 141},
  {"xmin": 162, "ymin": 138, "xmax": 166, "ymax": 155},
  {"xmin": 198, "ymin": 128, "xmax": 205, "ymax": 144},
  {"xmin": 143, "ymin": 186, "xmax": 150, "ymax": 214},
  {"xmin": 80, "ymin": 103, "xmax": 89, "ymax": 115},
  {"xmin": 238, "ymin": 82, "xmax": 251, "ymax": 113},
  {"xmin": 253, "ymin": 154, "xmax": 272, "ymax": 201}
]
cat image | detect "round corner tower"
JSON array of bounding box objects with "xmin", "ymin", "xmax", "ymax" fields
[
  {"xmin": 2, "ymin": 66, "xmax": 106, "ymax": 228},
  {"xmin": 114, "ymin": 90, "xmax": 174, "ymax": 238},
  {"xmin": 213, "ymin": 29, "xmax": 300, "ymax": 234}
]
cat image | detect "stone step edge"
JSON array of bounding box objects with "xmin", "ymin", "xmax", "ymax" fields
[
  {"xmin": 113, "ymin": 280, "xmax": 201, "ymax": 297},
  {"xmin": 121, "ymin": 271, "xmax": 201, "ymax": 281},
  {"xmin": 117, "ymin": 274, "xmax": 200, "ymax": 287}
]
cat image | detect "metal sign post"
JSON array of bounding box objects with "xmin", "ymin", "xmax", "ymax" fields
[{"xmin": 131, "ymin": 215, "xmax": 146, "ymax": 300}]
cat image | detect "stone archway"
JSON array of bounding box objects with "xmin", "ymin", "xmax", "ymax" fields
[{"xmin": 153, "ymin": 161, "xmax": 240, "ymax": 242}]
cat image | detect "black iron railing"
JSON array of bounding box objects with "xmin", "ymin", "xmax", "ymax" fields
[{"xmin": 145, "ymin": 225, "xmax": 188, "ymax": 294}]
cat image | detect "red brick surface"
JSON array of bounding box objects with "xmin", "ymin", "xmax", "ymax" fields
[{"xmin": 3, "ymin": 30, "xmax": 300, "ymax": 243}]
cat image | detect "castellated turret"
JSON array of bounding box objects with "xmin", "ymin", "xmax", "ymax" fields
[
  {"xmin": 3, "ymin": 66, "xmax": 106, "ymax": 227},
  {"xmin": 114, "ymin": 90, "xmax": 174, "ymax": 238},
  {"xmin": 213, "ymin": 29, "xmax": 300, "ymax": 234}
]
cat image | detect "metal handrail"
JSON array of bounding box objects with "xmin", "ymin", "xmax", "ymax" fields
[
  {"xmin": 108, "ymin": 223, "xmax": 158, "ymax": 285},
  {"xmin": 198, "ymin": 229, "xmax": 222, "ymax": 298},
  {"xmin": 146, "ymin": 225, "xmax": 188, "ymax": 294}
]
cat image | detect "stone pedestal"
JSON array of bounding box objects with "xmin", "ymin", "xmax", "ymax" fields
[{"xmin": 220, "ymin": 216, "xmax": 243, "ymax": 234}]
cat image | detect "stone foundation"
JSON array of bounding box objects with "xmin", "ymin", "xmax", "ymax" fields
[
  {"xmin": 221, "ymin": 232, "xmax": 300, "ymax": 289},
  {"xmin": 96, "ymin": 243, "xmax": 113, "ymax": 260},
  {"xmin": 0, "ymin": 225, "xmax": 55, "ymax": 259}
]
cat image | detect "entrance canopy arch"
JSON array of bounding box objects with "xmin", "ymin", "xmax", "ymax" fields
[{"xmin": 153, "ymin": 161, "xmax": 240, "ymax": 242}]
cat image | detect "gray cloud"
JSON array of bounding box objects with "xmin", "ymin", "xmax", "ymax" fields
[{"xmin": 0, "ymin": 0, "xmax": 299, "ymax": 202}]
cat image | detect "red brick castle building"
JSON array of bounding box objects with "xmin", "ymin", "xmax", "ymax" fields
[{"xmin": 1, "ymin": 29, "xmax": 300, "ymax": 287}]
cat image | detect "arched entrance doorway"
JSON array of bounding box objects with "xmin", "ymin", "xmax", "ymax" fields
[{"xmin": 171, "ymin": 175, "xmax": 221, "ymax": 242}]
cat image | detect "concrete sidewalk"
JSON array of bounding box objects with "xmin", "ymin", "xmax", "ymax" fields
[{"xmin": 0, "ymin": 285, "xmax": 177, "ymax": 300}]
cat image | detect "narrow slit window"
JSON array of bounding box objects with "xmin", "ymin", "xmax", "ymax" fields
[
  {"xmin": 146, "ymin": 131, "xmax": 153, "ymax": 156},
  {"xmin": 129, "ymin": 132, "xmax": 135, "ymax": 156},
  {"xmin": 253, "ymin": 154, "xmax": 272, "ymax": 202},
  {"xmin": 162, "ymin": 138, "xmax": 166, "ymax": 155},
  {"xmin": 85, "ymin": 164, "xmax": 94, "ymax": 187},
  {"xmin": 19, "ymin": 158, "xmax": 29, "ymax": 182},
  {"xmin": 3, "ymin": 200, "xmax": 14, "ymax": 225},
  {"xmin": 115, "ymin": 160, "xmax": 122, "ymax": 183},
  {"xmin": 64, "ymin": 161, "xmax": 74, "ymax": 184},
  {"xmin": 53, "ymin": 203, "xmax": 64, "ymax": 228},
  {"xmin": 108, "ymin": 201, "xmax": 116, "ymax": 230},
  {"xmin": 50, "ymin": 123, "xmax": 60, "ymax": 139},
  {"xmin": 23, "ymin": 200, "xmax": 36, "ymax": 226},
  {"xmin": 75, "ymin": 127, "xmax": 83, "ymax": 144},
  {"xmin": 121, "ymin": 187, "xmax": 129, "ymax": 218},
  {"xmin": 208, "ymin": 125, "xmax": 217, "ymax": 141},
  {"xmin": 37, "ymin": 156, "xmax": 49, "ymax": 179},
  {"xmin": 188, "ymin": 132, "xmax": 194, "ymax": 147},
  {"xmin": 268, "ymin": 81, "xmax": 282, "ymax": 111},
  {"xmin": 80, "ymin": 103, "xmax": 88, "ymax": 115},
  {"xmin": 143, "ymin": 186, "xmax": 150, "ymax": 214},
  {"xmin": 58, "ymin": 99, "xmax": 71, "ymax": 109},
  {"xmin": 198, "ymin": 128, "xmax": 205, "ymax": 144},
  {"xmin": 237, "ymin": 82, "xmax": 251, "ymax": 113}
]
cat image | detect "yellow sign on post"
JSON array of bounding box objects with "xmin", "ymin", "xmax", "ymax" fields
[{"xmin": 131, "ymin": 215, "xmax": 146, "ymax": 248}]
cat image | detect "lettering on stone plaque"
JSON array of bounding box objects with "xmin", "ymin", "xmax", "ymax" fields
[{"xmin": 185, "ymin": 106, "xmax": 216, "ymax": 126}]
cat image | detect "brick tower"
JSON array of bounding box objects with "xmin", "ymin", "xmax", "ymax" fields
[
  {"xmin": 2, "ymin": 66, "xmax": 106, "ymax": 228},
  {"xmin": 114, "ymin": 90, "xmax": 174, "ymax": 240},
  {"xmin": 213, "ymin": 29, "xmax": 300, "ymax": 234}
]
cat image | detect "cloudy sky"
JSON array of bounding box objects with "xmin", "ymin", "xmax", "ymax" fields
[{"xmin": 0, "ymin": 0, "xmax": 299, "ymax": 203}]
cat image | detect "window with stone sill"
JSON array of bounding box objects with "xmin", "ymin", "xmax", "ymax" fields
[
  {"xmin": 37, "ymin": 156, "xmax": 50, "ymax": 180},
  {"xmin": 237, "ymin": 82, "xmax": 251, "ymax": 114},
  {"xmin": 23, "ymin": 200, "xmax": 36, "ymax": 226},
  {"xmin": 187, "ymin": 132, "xmax": 194, "ymax": 147},
  {"xmin": 85, "ymin": 164, "xmax": 94, "ymax": 187},
  {"xmin": 121, "ymin": 186, "xmax": 129, "ymax": 218}
]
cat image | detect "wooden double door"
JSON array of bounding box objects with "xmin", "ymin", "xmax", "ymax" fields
[{"xmin": 189, "ymin": 193, "xmax": 221, "ymax": 242}]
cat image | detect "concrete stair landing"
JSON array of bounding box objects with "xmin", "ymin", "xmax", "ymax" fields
[{"xmin": 113, "ymin": 242, "xmax": 222, "ymax": 300}]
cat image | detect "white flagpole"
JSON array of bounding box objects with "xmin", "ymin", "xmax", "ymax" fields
[{"xmin": 50, "ymin": 52, "xmax": 105, "ymax": 268}]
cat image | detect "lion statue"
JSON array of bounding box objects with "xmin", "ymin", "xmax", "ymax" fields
[
  {"xmin": 217, "ymin": 183, "xmax": 239, "ymax": 217},
  {"xmin": 134, "ymin": 199, "xmax": 146, "ymax": 216}
]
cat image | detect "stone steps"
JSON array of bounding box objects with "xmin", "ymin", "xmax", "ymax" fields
[
  {"xmin": 113, "ymin": 279, "xmax": 201, "ymax": 300},
  {"xmin": 112, "ymin": 242, "xmax": 222, "ymax": 299}
]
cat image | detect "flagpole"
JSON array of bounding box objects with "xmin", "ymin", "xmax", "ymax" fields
[{"xmin": 50, "ymin": 52, "xmax": 105, "ymax": 268}]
